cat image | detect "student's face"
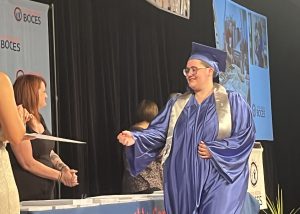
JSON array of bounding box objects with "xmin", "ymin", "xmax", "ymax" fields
[
  {"xmin": 38, "ymin": 81, "xmax": 47, "ymax": 109},
  {"xmin": 185, "ymin": 59, "xmax": 213, "ymax": 92}
]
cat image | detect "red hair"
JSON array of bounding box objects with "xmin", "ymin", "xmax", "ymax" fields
[{"xmin": 13, "ymin": 74, "xmax": 46, "ymax": 122}]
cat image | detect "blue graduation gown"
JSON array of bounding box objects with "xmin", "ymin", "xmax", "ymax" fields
[{"xmin": 126, "ymin": 91, "xmax": 255, "ymax": 214}]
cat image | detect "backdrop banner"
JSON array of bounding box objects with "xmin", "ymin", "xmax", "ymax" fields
[
  {"xmin": 0, "ymin": 0, "xmax": 51, "ymax": 129},
  {"xmin": 213, "ymin": 0, "xmax": 273, "ymax": 141}
]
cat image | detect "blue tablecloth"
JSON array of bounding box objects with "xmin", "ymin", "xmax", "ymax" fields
[
  {"xmin": 21, "ymin": 193, "xmax": 259, "ymax": 214},
  {"xmin": 21, "ymin": 199, "xmax": 164, "ymax": 214}
]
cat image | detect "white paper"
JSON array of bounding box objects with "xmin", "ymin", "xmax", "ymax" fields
[
  {"xmin": 20, "ymin": 206, "xmax": 53, "ymax": 211},
  {"xmin": 21, "ymin": 198, "xmax": 92, "ymax": 206},
  {"xmin": 25, "ymin": 133, "xmax": 86, "ymax": 144}
]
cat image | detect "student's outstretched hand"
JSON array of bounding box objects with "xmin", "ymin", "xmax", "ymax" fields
[{"xmin": 117, "ymin": 130, "xmax": 135, "ymax": 146}]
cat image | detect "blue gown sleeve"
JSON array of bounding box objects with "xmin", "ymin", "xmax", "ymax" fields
[
  {"xmin": 207, "ymin": 92, "xmax": 256, "ymax": 183},
  {"xmin": 125, "ymin": 98, "xmax": 176, "ymax": 176}
]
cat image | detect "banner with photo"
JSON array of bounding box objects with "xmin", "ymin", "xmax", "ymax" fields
[
  {"xmin": 213, "ymin": 0, "xmax": 273, "ymax": 141},
  {"xmin": 146, "ymin": 0, "xmax": 190, "ymax": 19},
  {"xmin": 0, "ymin": 0, "xmax": 51, "ymax": 130}
]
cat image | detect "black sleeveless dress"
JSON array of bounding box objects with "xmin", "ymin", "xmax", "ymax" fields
[{"xmin": 7, "ymin": 117, "xmax": 55, "ymax": 201}]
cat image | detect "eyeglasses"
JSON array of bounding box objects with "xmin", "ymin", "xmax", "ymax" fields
[{"xmin": 182, "ymin": 66, "xmax": 208, "ymax": 76}]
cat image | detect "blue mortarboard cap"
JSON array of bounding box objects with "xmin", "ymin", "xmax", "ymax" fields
[{"xmin": 189, "ymin": 42, "xmax": 227, "ymax": 76}]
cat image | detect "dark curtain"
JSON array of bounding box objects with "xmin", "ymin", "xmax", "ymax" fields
[{"xmin": 43, "ymin": 0, "xmax": 300, "ymax": 212}]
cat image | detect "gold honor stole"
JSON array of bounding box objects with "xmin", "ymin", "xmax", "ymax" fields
[{"xmin": 161, "ymin": 83, "xmax": 232, "ymax": 165}]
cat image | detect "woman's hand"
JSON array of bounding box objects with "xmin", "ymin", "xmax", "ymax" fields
[
  {"xmin": 17, "ymin": 105, "xmax": 33, "ymax": 124},
  {"xmin": 60, "ymin": 168, "xmax": 79, "ymax": 187}
]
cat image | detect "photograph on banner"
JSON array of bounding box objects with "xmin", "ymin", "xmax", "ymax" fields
[
  {"xmin": 249, "ymin": 13, "xmax": 268, "ymax": 69},
  {"xmin": 213, "ymin": 0, "xmax": 273, "ymax": 141},
  {"xmin": 146, "ymin": 0, "xmax": 190, "ymax": 19},
  {"xmin": 214, "ymin": 1, "xmax": 250, "ymax": 103}
]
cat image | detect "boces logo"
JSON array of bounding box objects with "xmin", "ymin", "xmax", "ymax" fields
[
  {"xmin": 0, "ymin": 36, "xmax": 21, "ymax": 52},
  {"xmin": 14, "ymin": 7, "xmax": 22, "ymax": 21},
  {"xmin": 14, "ymin": 6, "xmax": 41, "ymax": 25},
  {"xmin": 250, "ymin": 161, "xmax": 258, "ymax": 187}
]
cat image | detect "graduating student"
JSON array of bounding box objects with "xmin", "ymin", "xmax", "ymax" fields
[{"xmin": 118, "ymin": 42, "xmax": 255, "ymax": 213}]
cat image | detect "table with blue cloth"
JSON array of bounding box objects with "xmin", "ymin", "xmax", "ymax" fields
[{"xmin": 20, "ymin": 192, "xmax": 259, "ymax": 214}]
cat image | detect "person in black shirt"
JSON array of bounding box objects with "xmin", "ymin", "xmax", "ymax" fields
[
  {"xmin": 122, "ymin": 99, "xmax": 163, "ymax": 194},
  {"xmin": 7, "ymin": 73, "xmax": 78, "ymax": 201}
]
